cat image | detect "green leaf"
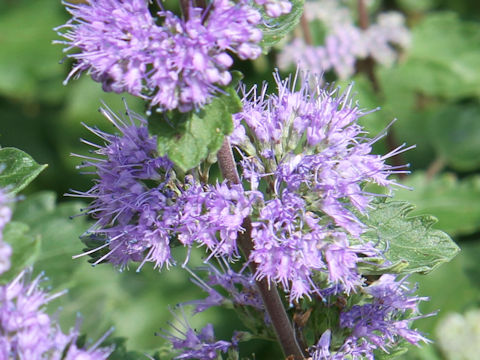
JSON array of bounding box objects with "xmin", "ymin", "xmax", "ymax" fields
[
  {"xmin": 149, "ymin": 87, "xmax": 239, "ymax": 171},
  {"xmin": 427, "ymin": 103, "xmax": 480, "ymax": 171},
  {"xmin": 259, "ymin": 0, "xmax": 304, "ymax": 53},
  {"xmin": 394, "ymin": 172, "xmax": 480, "ymax": 236},
  {"xmin": 0, "ymin": 147, "xmax": 48, "ymax": 194},
  {"xmin": 1, "ymin": 221, "xmax": 42, "ymax": 283},
  {"xmin": 12, "ymin": 191, "xmax": 89, "ymax": 288},
  {"xmin": 379, "ymin": 13, "xmax": 480, "ymax": 100},
  {"xmin": 358, "ymin": 200, "xmax": 459, "ymax": 275},
  {"xmin": 0, "ymin": 0, "xmax": 67, "ymax": 102}
]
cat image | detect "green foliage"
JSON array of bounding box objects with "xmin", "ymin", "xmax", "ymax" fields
[
  {"xmin": 259, "ymin": 0, "xmax": 304, "ymax": 53},
  {"xmin": 0, "ymin": 0, "xmax": 66, "ymax": 102},
  {"xmin": 359, "ymin": 200, "xmax": 460, "ymax": 275},
  {"xmin": 379, "ymin": 12, "xmax": 480, "ymax": 101},
  {"xmin": 149, "ymin": 84, "xmax": 240, "ymax": 171},
  {"xmin": 427, "ymin": 103, "xmax": 480, "ymax": 171},
  {"xmin": 1, "ymin": 221, "xmax": 41, "ymax": 283},
  {"xmin": 0, "ymin": 147, "xmax": 47, "ymax": 194},
  {"xmin": 395, "ymin": 172, "xmax": 480, "ymax": 236}
]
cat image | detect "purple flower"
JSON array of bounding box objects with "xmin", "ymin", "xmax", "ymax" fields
[
  {"xmin": 69, "ymin": 104, "xmax": 180, "ymax": 270},
  {"xmin": 310, "ymin": 277, "xmax": 430, "ymax": 359},
  {"xmin": 161, "ymin": 307, "xmax": 234, "ymax": 360},
  {"xmin": 339, "ymin": 275, "xmax": 432, "ymax": 352},
  {"xmin": 177, "ymin": 180, "xmax": 259, "ymax": 260},
  {"xmin": 183, "ymin": 260, "xmax": 264, "ymax": 314},
  {"xmin": 254, "ymin": 0, "xmax": 292, "ymax": 17},
  {"xmin": 56, "ymin": 0, "xmax": 262, "ymax": 111},
  {"xmin": 0, "ymin": 269, "xmax": 113, "ymax": 359},
  {"xmin": 231, "ymin": 71, "xmax": 407, "ymax": 300}
]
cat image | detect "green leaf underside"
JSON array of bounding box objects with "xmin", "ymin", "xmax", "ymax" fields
[
  {"xmin": 259, "ymin": 0, "xmax": 305, "ymax": 52},
  {"xmin": 149, "ymin": 86, "xmax": 239, "ymax": 171},
  {"xmin": 0, "ymin": 147, "xmax": 47, "ymax": 194},
  {"xmin": 359, "ymin": 200, "xmax": 459, "ymax": 275}
]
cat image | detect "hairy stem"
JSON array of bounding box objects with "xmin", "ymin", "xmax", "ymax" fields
[{"xmin": 217, "ymin": 139, "xmax": 305, "ymax": 360}]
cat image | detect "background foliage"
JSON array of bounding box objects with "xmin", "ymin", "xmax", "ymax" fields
[{"xmin": 1, "ymin": 0, "xmax": 480, "ymax": 358}]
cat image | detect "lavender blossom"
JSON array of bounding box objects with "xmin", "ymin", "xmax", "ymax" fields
[
  {"xmin": 339, "ymin": 275, "xmax": 432, "ymax": 352},
  {"xmin": 0, "ymin": 189, "xmax": 12, "ymax": 275},
  {"xmin": 183, "ymin": 260, "xmax": 264, "ymax": 314},
  {"xmin": 278, "ymin": 1, "xmax": 410, "ymax": 79},
  {"xmin": 161, "ymin": 306, "xmax": 234, "ymax": 360},
  {"xmin": 56, "ymin": 0, "xmax": 262, "ymax": 111},
  {"xmin": 68, "ymin": 103, "xmax": 180, "ymax": 270},
  {"xmin": 177, "ymin": 180, "xmax": 259, "ymax": 260},
  {"xmin": 254, "ymin": 0, "xmax": 292, "ymax": 17},
  {"xmin": 310, "ymin": 276, "xmax": 431, "ymax": 359},
  {"xmin": 231, "ymin": 71, "xmax": 409, "ymax": 301},
  {"xmin": 0, "ymin": 269, "xmax": 113, "ymax": 359}
]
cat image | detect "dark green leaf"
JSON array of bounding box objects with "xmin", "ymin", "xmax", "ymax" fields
[
  {"xmin": 149, "ymin": 87, "xmax": 239, "ymax": 171},
  {"xmin": 395, "ymin": 172, "xmax": 480, "ymax": 236},
  {"xmin": 358, "ymin": 200, "xmax": 459, "ymax": 275},
  {"xmin": 259, "ymin": 0, "xmax": 304, "ymax": 53},
  {"xmin": 427, "ymin": 103, "xmax": 480, "ymax": 171},
  {"xmin": 0, "ymin": 147, "xmax": 47, "ymax": 194}
]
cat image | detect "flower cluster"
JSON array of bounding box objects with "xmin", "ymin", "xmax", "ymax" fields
[
  {"xmin": 70, "ymin": 105, "xmax": 180, "ymax": 270},
  {"xmin": 310, "ymin": 275, "xmax": 431, "ymax": 359},
  {"xmin": 184, "ymin": 260, "xmax": 264, "ymax": 315},
  {"xmin": 56, "ymin": 0, "xmax": 263, "ymax": 111},
  {"xmin": 72, "ymin": 104, "xmax": 259, "ymax": 270},
  {"xmin": 277, "ymin": 0, "xmax": 410, "ymax": 79},
  {"xmin": 230, "ymin": 72, "xmax": 410, "ymax": 301},
  {"xmin": 0, "ymin": 189, "xmax": 12, "ymax": 275},
  {"xmin": 254, "ymin": 0, "xmax": 292, "ymax": 17},
  {"xmin": 0, "ymin": 269, "xmax": 113, "ymax": 359},
  {"xmin": 161, "ymin": 306, "xmax": 236, "ymax": 360}
]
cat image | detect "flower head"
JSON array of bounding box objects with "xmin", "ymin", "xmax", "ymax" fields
[
  {"xmin": 231, "ymin": 71, "xmax": 409, "ymax": 301},
  {"xmin": 56, "ymin": 0, "xmax": 262, "ymax": 111},
  {"xmin": 69, "ymin": 103, "xmax": 180, "ymax": 270},
  {"xmin": 161, "ymin": 306, "xmax": 234, "ymax": 360},
  {"xmin": 0, "ymin": 269, "xmax": 113, "ymax": 359}
]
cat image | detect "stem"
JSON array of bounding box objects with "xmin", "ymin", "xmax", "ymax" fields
[
  {"xmin": 217, "ymin": 139, "xmax": 305, "ymax": 360},
  {"xmin": 300, "ymin": 14, "xmax": 313, "ymax": 46},
  {"xmin": 426, "ymin": 156, "xmax": 446, "ymax": 180}
]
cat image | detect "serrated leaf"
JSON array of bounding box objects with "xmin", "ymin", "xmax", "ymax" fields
[
  {"xmin": 0, "ymin": 147, "xmax": 48, "ymax": 194},
  {"xmin": 259, "ymin": 0, "xmax": 304, "ymax": 53},
  {"xmin": 359, "ymin": 200, "xmax": 459, "ymax": 275},
  {"xmin": 149, "ymin": 87, "xmax": 239, "ymax": 171},
  {"xmin": 394, "ymin": 172, "xmax": 480, "ymax": 236},
  {"xmin": 1, "ymin": 221, "xmax": 41, "ymax": 283}
]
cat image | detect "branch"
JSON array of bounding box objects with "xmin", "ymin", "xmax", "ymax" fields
[{"xmin": 217, "ymin": 139, "xmax": 306, "ymax": 360}]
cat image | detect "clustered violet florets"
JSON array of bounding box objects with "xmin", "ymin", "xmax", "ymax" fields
[
  {"xmin": 311, "ymin": 275, "xmax": 432, "ymax": 359},
  {"xmin": 0, "ymin": 270, "xmax": 113, "ymax": 359},
  {"xmin": 55, "ymin": 0, "xmax": 263, "ymax": 111},
  {"xmin": 231, "ymin": 72, "xmax": 412, "ymax": 301}
]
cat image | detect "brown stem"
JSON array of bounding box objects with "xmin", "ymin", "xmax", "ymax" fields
[
  {"xmin": 426, "ymin": 156, "xmax": 446, "ymax": 180},
  {"xmin": 300, "ymin": 14, "xmax": 313, "ymax": 46},
  {"xmin": 217, "ymin": 139, "xmax": 305, "ymax": 360}
]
